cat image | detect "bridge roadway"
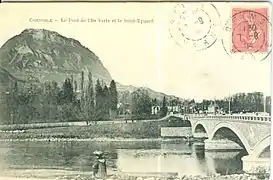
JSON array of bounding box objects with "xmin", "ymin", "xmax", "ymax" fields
[{"xmin": 167, "ymin": 113, "xmax": 271, "ymax": 173}]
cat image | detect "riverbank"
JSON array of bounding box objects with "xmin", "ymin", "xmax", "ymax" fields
[
  {"xmin": 0, "ymin": 120, "xmax": 163, "ymax": 139},
  {"xmin": 0, "ymin": 169, "xmax": 270, "ymax": 180},
  {"xmin": 0, "ymin": 116, "xmax": 191, "ymax": 140},
  {"xmin": 89, "ymin": 174, "xmax": 270, "ymax": 180},
  {"xmin": 0, "ymin": 137, "xmax": 189, "ymax": 143}
]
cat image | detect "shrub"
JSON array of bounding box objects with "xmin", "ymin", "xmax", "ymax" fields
[{"xmin": 255, "ymin": 166, "xmax": 270, "ymax": 180}]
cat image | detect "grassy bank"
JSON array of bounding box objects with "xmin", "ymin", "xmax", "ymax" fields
[
  {"xmin": 0, "ymin": 120, "xmax": 162, "ymax": 139},
  {"xmin": 0, "ymin": 116, "xmax": 188, "ymax": 131},
  {"xmin": 0, "ymin": 117, "xmax": 194, "ymax": 140}
]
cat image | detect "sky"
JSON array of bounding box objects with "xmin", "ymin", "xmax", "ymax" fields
[{"xmin": 0, "ymin": 2, "xmax": 271, "ymax": 101}]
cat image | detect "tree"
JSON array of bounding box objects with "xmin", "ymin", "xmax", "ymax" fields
[
  {"xmin": 201, "ymin": 100, "xmax": 211, "ymax": 111},
  {"xmin": 74, "ymin": 80, "xmax": 78, "ymax": 94},
  {"xmin": 102, "ymin": 85, "xmax": 110, "ymax": 120},
  {"xmin": 109, "ymin": 80, "xmax": 118, "ymax": 118},
  {"xmin": 152, "ymin": 98, "xmax": 157, "ymax": 105},
  {"xmin": 10, "ymin": 81, "xmax": 19, "ymax": 124},
  {"xmin": 170, "ymin": 99, "xmax": 176, "ymax": 112},
  {"xmin": 26, "ymin": 83, "xmax": 35, "ymax": 122},
  {"xmin": 109, "ymin": 80, "xmax": 118, "ymax": 110},
  {"xmin": 85, "ymin": 72, "xmax": 95, "ymax": 122},
  {"xmin": 59, "ymin": 78, "xmax": 76, "ymax": 121},
  {"xmin": 81, "ymin": 71, "xmax": 84, "ymax": 92},
  {"xmin": 60, "ymin": 78, "xmax": 74, "ymax": 104},
  {"xmin": 118, "ymin": 90, "xmax": 132, "ymax": 115},
  {"xmin": 95, "ymin": 79, "xmax": 103, "ymax": 121},
  {"xmin": 3, "ymin": 81, "xmax": 19, "ymax": 124},
  {"xmin": 253, "ymin": 92, "xmax": 263, "ymax": 112},
  {"xmin": 51, "ymin": 81, "xmax": 60, "ymax": 121},
  {"xmin": 17, "ymin": 87, "xmax": 30, "ymax": 124},
  {"xmin": 131, "ymin": 88, "xmax": 152, "ymax": 119},
  {"xmin": 161, "ymin": 96, "xmax": 168, "ymax": 117},
  {"xmin": 43, "ymin": 81, "xmax": 52, "ymax": 120},
  {"xmin": 229, "ymin": 92, "xmax": 264, "ymax": 113},
  {"xmin": 245, "ymin": 93, "xmax": 254, "ymax": 112},
  {"xmin": 120, "ymin": 90, "xmax": 131, "ymax": 104},
  {"xmin": 79, "ymin": 71, "xmax": 86, "ymax": 120},
  {"xmin": 266, "ymin": 96, "xmax": 271, "ymax": 115}
]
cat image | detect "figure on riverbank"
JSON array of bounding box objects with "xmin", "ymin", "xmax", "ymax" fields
[
  {"xmin": 98, "ymin": 158, "xmax": 107, "ymax": 178},
  {"xmin": 93, "ymin": 151, "xmax": 107, "ymax": 179},
  {"xmin": 92, "ymin": 157, "xmax": 99, "ymax": 177}
]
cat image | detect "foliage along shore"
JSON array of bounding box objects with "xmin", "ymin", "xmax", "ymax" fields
[{"xmin": 1, "ymin": 67, "xmax": 271, "ymax": 126}]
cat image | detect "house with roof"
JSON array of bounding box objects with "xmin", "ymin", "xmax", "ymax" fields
[{"xmin": 207, "ymin": 102, "xmax": 219, "ymax": 114}]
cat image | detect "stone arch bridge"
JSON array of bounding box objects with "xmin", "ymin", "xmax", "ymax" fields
[{"xmin": 167, "ymin": 114, "xmax": 271, "ymax": 173}]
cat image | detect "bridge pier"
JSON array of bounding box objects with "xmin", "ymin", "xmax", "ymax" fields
[
  {"xmin": 242, "ymin": 155, "xmax": 270, "ymax": 173},
  {"xmin": 204, "ymin": 139, "xmax": 243, "ymax": 151}
]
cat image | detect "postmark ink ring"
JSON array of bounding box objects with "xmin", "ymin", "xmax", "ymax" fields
[{"xmin": 169, "ymin": 3, "xmax": 220, "ymax": 51}]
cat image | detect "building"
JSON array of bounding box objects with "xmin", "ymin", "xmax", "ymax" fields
[
  {"xmin": 152, "ymin": 105, "xmax": 161, "ymax": 115},
  {"xmin": 117, "ymin": 102, "xmax": 131, "ymax": 115},
  {"xmin": 207, "ymin": 102, "xmax": 219, "ymax": 114},
  {"xmin": 167, "ymin": 105, "xmax": 180, "ymax": 113}
]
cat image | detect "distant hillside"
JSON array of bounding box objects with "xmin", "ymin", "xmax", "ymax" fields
[{"xmin": 116, "ymin": 82, "xmax": 182, "ymax": 102}]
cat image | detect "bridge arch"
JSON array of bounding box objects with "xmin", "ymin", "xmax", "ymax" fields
[
  {"xmin": 251, "ymin": 135, "xmax": 271, "ymax": 158},
  {"xmin": 192, "ymin": 121, "xmax": 209, "ymax": 137},
  {"xmin": 210, "ymin": 122, "xmax": 251, "ymax": 154}
]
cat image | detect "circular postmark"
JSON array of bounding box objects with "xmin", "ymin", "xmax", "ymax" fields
[
  {"xmin": 169, "ymin": 3, "xmax": 221, "ymax": 51},
  {"xmin": 222, "ymin": 9, "xmax": 272, "ymax": 61}
]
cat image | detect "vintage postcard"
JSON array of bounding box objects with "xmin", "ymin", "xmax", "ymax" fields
[{"xmin": 0, "ymin": 1, "xmax": 271, "ymax": 180}]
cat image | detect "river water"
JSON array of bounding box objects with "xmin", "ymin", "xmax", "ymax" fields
[{"xmin": 0, "ymin": 140, "xmax": 247, "ymax": 178}]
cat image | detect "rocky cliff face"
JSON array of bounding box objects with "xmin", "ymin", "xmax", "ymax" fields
[
  {"xmin": 0, "ymin": 67, "xmax": 17, "ymax": 85},
  {"xmin": 0, "ymin": 29, "xmax": 112, "ymax": 83}
]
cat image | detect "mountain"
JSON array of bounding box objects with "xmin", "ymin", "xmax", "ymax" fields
[
  {"xmin": 116, "ymin": 82, "xmax": 181, "ymax": 101},
  {"xmin": 0, "ymin": 29, "xmax": 112, "ymax": 83},
  {"xmin": 0, "ymin": 28, "xmax": 182, "ymax": 102}
]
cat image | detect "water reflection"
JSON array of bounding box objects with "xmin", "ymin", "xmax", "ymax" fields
[
  {"xmin": 206, "ymin": 150, "xmax": 247, "ymax": 175},
  {"xmin": 0, "ymin": 140, "xmax": 245, "ymax": 176}
]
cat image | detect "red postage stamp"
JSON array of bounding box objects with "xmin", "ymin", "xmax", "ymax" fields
[{"xmin": 232, "ymin": 8, "xmax": 269, "ymax": 53}]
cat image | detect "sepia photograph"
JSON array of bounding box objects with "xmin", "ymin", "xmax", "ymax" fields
[{"xmin": 0, "ymin": 2, "xmax": 271, "ymax": 180}]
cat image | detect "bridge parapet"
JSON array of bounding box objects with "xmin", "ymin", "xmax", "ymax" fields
[{"xmin": 186, "ymin": 114, "xmax": 271, "ymax": 122}]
